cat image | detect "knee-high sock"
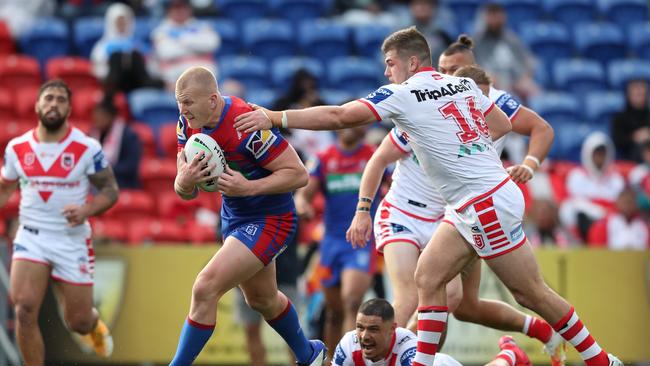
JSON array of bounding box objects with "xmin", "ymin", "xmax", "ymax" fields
[
  {"xmin": 553, "ymin": 307, "xmax": 609, "ymax": 366},
  {"xmin": 169, "ymin": 317, "xmax": 215, "ymax": 366},
  {"xmin": 523, "ymin": 315, "xmax": 553, "ymax": 343},
  {"xmin": 266, "ymin": 300, "xmax": 312, "ymax": 364},
  {"xmin": 412, "ymin": 306, "xmax": 448, "ymax": 366}
]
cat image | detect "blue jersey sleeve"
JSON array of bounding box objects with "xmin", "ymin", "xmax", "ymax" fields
[
  {"xmin": 400, "ymin": 346, "xmax": 417, "ymax": 366},
  {"xmin": 242, "ymin": 128, "xmax": 288, "ymax": 166},
  {"xmin": 494, "ymin": 92, "xmax": 522, "ymax": 120}
]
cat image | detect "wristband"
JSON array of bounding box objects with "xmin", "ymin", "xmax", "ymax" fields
[
  {"xmin": 281, "ymin": 111, "xmax": 288, "ymax": 129},
  {"xmin": 357, "ymin": 207, "xmax": 371, "ymax": 212},
  {"xmin": 524, "ymin": 155, "xmax": 541, "ymax": 168},
  {"xmin": 520, "ymin": 164, "xmax": 535, "ymax": 177},
  {"xmin": 359, "ymin": 197, "xmax": 373, "ymax": 204}
]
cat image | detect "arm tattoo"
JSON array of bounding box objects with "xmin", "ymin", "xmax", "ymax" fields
[{"xmin": 89, "ymin": 166, "xmax": 119, "ymax": 204}]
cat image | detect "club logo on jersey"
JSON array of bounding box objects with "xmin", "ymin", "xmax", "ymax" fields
[
  {"xmin": 245, "ymin": 224, "xmax": 258, "ymax": 237},
  {"xmin": 410, "ymin": 79, "xmax": 472, "ymax": 102},
  {"xmin": 390, "ymin": 223, "xmax": 411, "ymax": 234},
  {"xmin": 473, "ymin": 234, "xmax": 485, "ymax": 249},
  {"xmin": 177, "ymin": 118, "xmax": 187, "ymax": 142},
  {"xmin": 61, "ymin": 153, "xmax": 75, "ymax": 171},
  {"xmin": 495, "ymin": 93, "xmax": 521, "ymax": 117},
  {"xmin": 24, "ymin": 152, "xmax": 35, "ymax": 166},
  {"xmin": 365, "ymin": 87, "xmax": 393, "ymax": 104},
  {"xmin": 246, "ymin": 130, "xmax": 277, "ymax": 159},
  {"xmin": 471, "ymin": 225, "xmax": 481, "ymax": 233}
]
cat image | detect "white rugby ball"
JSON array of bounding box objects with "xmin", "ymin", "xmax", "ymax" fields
[{"xmin": 184, "ymin": 133, "xmax": 227, "ymax": 192}]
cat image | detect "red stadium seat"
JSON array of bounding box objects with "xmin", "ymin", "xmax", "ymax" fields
[
  {"xmin": 72, "ymin": 88, "xmax": 130, "ymax": 122},
  {"xmin": 0, "ymin": 87, "xmax": 16, "ymax": 120},
  {"xmin": 198, "ymin": 191, "xmax": 222, "ymax": 213},
  {"xmin": 0, "ymin": 55, "xmax": 41, "ymax": 90},
  {"xmin": 69, "ymin": 119, "xmax": 91, "ymax": 134},
  {"xmin": 92, "ymin": 218, "xmax": 129, "ymax": 243},
  {"xmin": 130, "ymin": 122, "xmax": 157, "ymax": 158},
  {"xmin": 587, "ymin": 218, "xmax": 608, "ymax": 247},
  {"xmin": 15, "ymin": 86, "xmax": 39, "ymax": 119},
  {"xmin": 0, "ymin": 191, "xmax": 20, "ymax": 219},
  {"xmin": 103, "ymin": 189, "xmax": 155, "ymax": 221},
  {"xmin": 45, "ymin": 57, "xmax": 100, "ymax": 93},
  {"xmin": 139, "ymin": 158, "xmax": 177, "ymax": 196},
  {"xmin": 0, "ymin": 120, "xmax": 32, "ymax": 152},
  {"xmin": 0, "ymin": 21, "xmax": 15, "ymax": 55},
  {"xmin": 187, "ymin": 220, "xmax": 218, "ymax": 244},
  {"xmin": 127, "ymin": 217, "xmax": 189, "ymax": 244},
  {"xmin": 156, "ymin": 190, "xmax": 201, "ymax": 220},
  {"xmin": 159, "ymin": 122, "xmax": 179, "ymax": 158}
]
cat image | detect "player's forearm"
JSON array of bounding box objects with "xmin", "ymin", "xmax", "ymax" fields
[
  {"xmin": 0, "ymin": 181, "xmax": 16, "ymax": 208},
  {"xmin": 250, "ymin": 166, "xmax": 309, "ymax": 195},
  {"xmin": 524, "ymin": 122, "xmax": 554, "ymax": 168},
  {"xmin": 85, "ymin": 187, "xmax": 119, "ymax": 217},
  {"xmin": 267, "ymin": 107, "xmax": 352, "ymax": 130},
  {"xmin": 174, "ymin": 175, "xmax": 198, "ymax": 200},
  {"xmin": 359, "ymin": 157, "xmax": 388, "ymax": 203}
]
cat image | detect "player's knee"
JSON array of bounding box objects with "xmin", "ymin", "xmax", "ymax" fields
[
  {"xmin": 66, "ymin": 315, "xmax": 95, "ymax": 334},
  {"xmin": 414, "ymin": 267, "xmax": 445, "ymax": 293},
  {"xmin": 14, "ymin": 303, "xmax": 39, "ymax": 325},
  {"xmin": 245, "ymin": 294, "xmax": 274, "ymax": 314},
  {"xmin": 342, "ymin": 297, "xmax": 363, "ymax": 316},
  {"xmin": 191, "ymin": 275, "xmax": 224, "ymax": 304},
  {"xmin": 325, "ymin": 307, "xmax": 344, "ymax": 324}
]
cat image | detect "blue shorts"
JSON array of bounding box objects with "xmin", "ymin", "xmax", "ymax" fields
[
  {"xmin": 222, "ymin": 211, "xmax": 298, "ymax": 266},
  {"xmin": 319, "ymin": 237, "xmax": 376, "ymax": 288}
]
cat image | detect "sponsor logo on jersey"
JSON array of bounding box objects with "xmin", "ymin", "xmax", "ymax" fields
[
  {"xmin": 325, "ymin": 173, "xmax": 362, "ymax": 193},
  {"xmin": 495, "ymin": 93, "xmax": 521, "ymax": 117},
  {"xmin": 334, "ymin": 344, "xmax": 347, "ymax": 365},
  {"xmin": 390, "ymin": 223, "xmax": 411, "ymax": 234},
  {"xmin": 410, "ymin": 79, "xmax": 472, "ymax": 102},
  {"xmin": 471, "ymin": 225, "xmax": 481, "ymax": 233},
  {"xmin": 13, "ymin": 243, "xmax": 27, "ymax": 252},
  {"xmin": 400, "ymin": 347, "xmax": 417, "ymax": 366},
  {"xmin": 473, "ymin": 234, "xmax": 485, "ymax": 249},
  {"xmin": 457, "ymin": 142, "xmax": 490, "ymax": 158},
  {"xmin": 246, "ymin": 130, "xmax": 277, "ymax": 159},
  {"xmin": 61, "ymin": 153, "xmax": 75, "ymax": 171},
  {"xmin": 510, "ymin": 224, "xmax": 524, "ymax": 243},
  {"xmin": 365, "ymin": 87, "xmax": 394, "ymax": 104}
]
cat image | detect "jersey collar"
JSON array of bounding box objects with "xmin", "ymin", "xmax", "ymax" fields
[
  {"xmin": 383, "ymin": 330, "xmax": 397, "ymax": 360},
  {"xmin": 202, "ymin": 96, "xmax": 232, "ymax": 134},
  {"xmin": 416, "ymin": 66, "xmax": 436, "ymax": 73},
  {"xmin": 32, "ymin": 125, "xmax": 72, "ymax": 143}
]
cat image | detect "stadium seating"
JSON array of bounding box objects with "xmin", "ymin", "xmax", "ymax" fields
[
  {"xmin": 134, "ymin": 16, "xmax": 158, "ymax": 52},
  {"xmin": 0, "ymin": 55, "xmax": 41, "ymax": 91},
  {"xmin": 245, "ymin": 88, "xmax": 277, "ymax": 108},
  {"xmin": 104, "ymin": 189, "xmax": 156, "ymax": 221},
  {"xmin": 18, "ymin": 17, "xmax": 70, "ymax": 67},
  {"xmin": 327, "ymin": 57, "xmax": 382, "ymax": 95},
  {"xmin": 15, "ymin": 86, "xmax": 40, "ymax": 120},
  {"xmin": 529, "ymin": 92, "xmax": 581, "ymax": 123},
  {"xmin": 628, "ymin": 22, "xmax": 650, "ymax": 59},
  {"xmin": 320, "ymin": 89, "xmax": 355, "ymax": 105},
  {"xmin": 157, "ymin": 190, "xmax": 201, "ymax": 220},
  {"xmin": 519, "ymin": 22, "xmax": 573, "ymax": 67},
  {"xmin": 608, "ymin": 59, "xmax": 650, "ymax": 89},
  {"xmin": 573, "ymin": 22, "xmax": 626, "ymax": 66},
  {"xmin": 0, "ymin": 88, "xmax": 15, "ymax": 120},
  {"xmin": 499, "ymin": 0, "xmax": 545, "ymax": 30},
  {"xmin": 553, "ymin": 59, "xmax": 606, "ymax": 95},
  {"xmin": 0, "ymin": 120, "xmax": 31, "ymax": 152},
  {"xmin": 270, "ymin": 0, "xmax": 328, "ymax": 23},
  {"xmin": 583, "ymin": 90, "xmax": 625, "ymax": 123},
  {"xmin": 92, "ymin": 218, "xmax": 129, "ymax": 242},
  {"xmin": 544, "ymin": 0, "xmax": 598, "ymax": 26},
  {"xmin": 210, "ymin": 19, "xmax": 239, "ymax": 57},
  {"xmin": 70, "ymin": 88, "xmax": 129, "ymax": 121},
  {"xmin": 130, "ymin": 122, "xmax": 157, "ymax": 158},
  {"xmin": 128, "ymin": 88, "xmax": 178, "ymax": 127},
  {"xmin": 443, "ymin": 0, "xmax": 481, "ymax": 27},
  {"xmin": 0, "ymin": 191, "xmax": 20, "ymax": 220},
  {"xmin": 0, "ymin": 21, "xmax": 15, "ymax": 56},
  {"xmin": 599, "ymin": 0, "xmax": 648, "ymax": 27},
  {"xmin": 45, "ymin": 57, "xmax": 100, "ymax": 92},
  {"xmin": 218, "ymin": 55, "xmax": 270, "ymax": 90},
  {"xmin": 158, "ymin": 122, "xmax": 179, "ymax": 158},
  {"xmin": 73, "ymin": 16, "xmax": 104, "ymax": 59},
  {"xmin": 215, "ymin": 0, "xmax": 269, "ymax": 23},
  {"xmin": 242, "ymin": 19, "xmax": 296, "ymax": 61},
  {"xmin": 550, "ymin": 120, "xmax": 599, "ymax": 161},
  {"xmin": 139, "ymin": 158, "xmax": 177, "ymax": 196},
  {"xmin": 299, "ymin": 20, "xmax": 351, "ymax": 64},
  {"xmin": 187, "ymin": 221, "xmax": 219, "ymax": 244},
  {"xmin": 127, "ymin": 217, "xmax": 189, "ymax": 244},
  {"xmin": 271, "ymin": 56, "xmax": 324, "ymax": 89},
  {"xmin": 353, "ymin": 24, "xmax": 394, "ymax": 59}
]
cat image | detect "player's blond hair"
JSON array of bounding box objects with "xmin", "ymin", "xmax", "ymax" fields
[
  {"xmin": 381, "ymin": 26, "xmax": 432, "ymax": 66},
  {"xmin": 453, "ymin": 65, "xmax": 492, "ymax": 86}
]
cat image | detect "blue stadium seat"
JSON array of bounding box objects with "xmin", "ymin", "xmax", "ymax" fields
[
  {"xmin": 353, "ymin": 24, "xmax": 394, "ymax": 59},
  {"xmin": 529, "ymin": 92, "xmax": 581, "ymax": 123},
  {"xmin": 215, "ymin": 0, "xmax": 268, "ymax": 23},
  {"xmin": 245, "ymin": 88, "xmax": 277, "ymax": 107},
  {"xmin": 583, "ymin": 91, "xmax": 625, "ymax": 123},
  {"xmin": 19, "ymin": 17, "xmax": 70, "ymax": 67},
  {"xmin": 608, "ymin": 59, "xmax": 650, "ymax": 89},
  {"xmin": 599, "ymin": 0, "xmax": 648, "ymax": 27},
  {"xmin": 271, "ymin": 56, "xmax": 324, "ymax": 89},
  {"xmin": 134, "ymin": 16, "xmax": 158, "ymax": 53},
  {"xmin": 573, "ymin": 22, "xmax": 626, "ymax": 65},
  {"xmin": 553, "ymin": 59, "xmax": 606, "ymax": 95},
  {"xmin": 520, "ymin": 22, "xmax": 573, "ymax": 66},
  {"xmin": 320, "ymin": 89, "xmax": 355, "ymax": 105},
  {"xmin": 219, "ymin": 55, "xmax": 270, "ymax": 90},
  {"xmin": 550, "ymin": 121, "xmax": 601, "ymax": 161},
  {"xmin": 443, "ymin": 0, "xmax": 481, "ymax": 27},
  {"xmin": 628, "ymin": 22, "xmax": 650, "ymax": 59},
  {"xmin": 242, "ymin": 19, "xmax": 296, "ymax": 61},
  {"xmin": 299, "ymin": 20, "xmax": 351, "ymax": 64},
  {"xmin": 270, "ymin": 0, "xmax": 328, "ymax": 23},
  {"xmin": 327, "ymin": 57, "xmax": 382, "ymax": 95},
  {"xmin": 498, "ymin": 0, "xmax": 544, "ymax": 30},
  {"xmin": 544, "ymin": 0, "xmax": 598, "ymax": 25},
  {"xmin": 128, "ymin": 88, "xmax": 178, "ymax": 127},
  {"xmin": 73, "ymin": 17, "xmax": 104, "ymax": 59},
  {"xmin": 210, "ymin": 19, "xmax": 239, "ymax": 57}
]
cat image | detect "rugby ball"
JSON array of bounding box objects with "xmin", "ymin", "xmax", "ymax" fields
[{"xmin": 183, "ymin": 133, "xmax": 227, "ymax": 192}]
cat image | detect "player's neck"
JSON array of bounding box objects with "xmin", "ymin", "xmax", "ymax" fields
[
  {"xmin": 35, "ymin": 123, "xmax": 70, "ymax": 143},
  {"xmin": 204, "ymin": 96, "xmax": 225, "ymax": 129}
]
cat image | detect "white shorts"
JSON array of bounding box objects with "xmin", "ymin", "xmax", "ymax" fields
[
  {"xmin": 12, "ymin": 224, "xmax": 94, "ymax": 285},
  {"xmin": 373, "ymin": 199, "xmax": 444, "ymax": 253},
  {"xmin": 444, "ymin": 179, "xmax": 527, "ymax": 259}
]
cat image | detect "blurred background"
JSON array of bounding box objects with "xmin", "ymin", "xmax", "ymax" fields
[{"xmin": 0, "ymin": 0, "xmax": 648, "ymax": 365}]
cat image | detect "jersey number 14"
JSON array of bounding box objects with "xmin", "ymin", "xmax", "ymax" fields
[{"xmin": 439, "ymin": 96, "xmax": 489, "ymax": 144}]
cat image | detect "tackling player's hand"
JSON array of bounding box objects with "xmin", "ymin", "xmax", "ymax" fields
[
  {"xmin": 216, "ymin": 166, "xmax": 252, "ymax": 196},
  {"xmin": 234, "ymin": 108, "xmax": 274, "ymax": 133},
  {"xmin": 506, "ymin": 164, "xmax": 534, "ymax": 184},
  {"xmin": 62, "ymin": 204, "xmax": 90, "ymax": 226},
  {"xmin": 177, "ymin": 150, "xmax": 217, "ymax": 189},
  {"xmin": 346, "ymin": 211, "xmax": 372, "ymax": 249}
]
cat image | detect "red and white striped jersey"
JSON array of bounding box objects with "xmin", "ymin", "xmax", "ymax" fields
[
  {"xmin": 360, "ymin": 68, "xmax": 509, "ymax": 210},
  {"xmin": 332, "ymin": 327, "xmax": 461, "ymax": 366},
  {"xmin": 1, "ymin": 127, "xmax": 108, "ymax": 232}
]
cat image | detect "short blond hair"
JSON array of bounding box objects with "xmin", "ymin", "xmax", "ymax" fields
[
  {"xmin": 381, "ymin": 26, "xmax": 432, "ymax": 66},
  {"xmin": 453, "ymin": 65, "xmax": 492, "ymax": 86}
]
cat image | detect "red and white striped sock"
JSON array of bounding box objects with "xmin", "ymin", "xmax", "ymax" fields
[
  {"xmin": 495, "ymin": 349, "xmax": 517, "ymax": 366},
  {"xmin": 523, "ymin": 315, "xmax": 553, "ymax": 343},
  {"xmin": 553, "ymin": 307, "xmax": 609, "ymax": 366},
  {"xmin": 412, "ymin": 306, "xmax": 448, "ymax": 366}
]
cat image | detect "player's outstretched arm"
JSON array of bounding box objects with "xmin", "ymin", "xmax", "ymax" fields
[
  {"xmin": 347, "ymin": 134, "xmax": 407, "ymax": 248},
  {"xmin": 0, "ymin": 179, "xmax": 18, "ymax": 208},
  {"xmin": 485, "ymin": 106, "xmax": 512, "ymax": 141},
  {"xmin": 234, "ymin": 101, "xmax": 377, "ymax": 133},
  {"xmin": 507, "ymin": 107, "xmax": 554, "ymax": 183}
]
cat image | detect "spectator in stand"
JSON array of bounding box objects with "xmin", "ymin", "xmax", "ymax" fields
[
  {"xmin": 588, "ymin": 188, "xmax": 649, "ymax": 250},
  {"xmin": 89, "ymin": 97, "xmax": 142, "ymax": 189},
  {"xmin": 397, "ymin": 0, "xmax": 453, "ymax": 63},
  {"xmin": 472, "ymin": 2, "xmax": 539, "ymax": 100},
  {"xmin": 91, "ymin": 3, "xmax": 162, "ymax": 94},
  {"xmin": 629, "ymin": 140, "xmax": 650, "ymax": 213},
  {"xmin": 560, "ymin": 132, "xmax": 625, "ymax": 241},
  {"xmin": 0, "ymin": 0, "xmax": 54, "ymax": 37},
  {"xmin": 151, "ymin": 0, "xmax": 220, "ymax": 90},
  {"xmin": 611, "ymin": 79, "xmax": 650, "ymax": 162},
  {"xmin": 525, "ymin": 199, "xmax": 576, "ymax": 248},
  {"xmin": 273, "ymin": 69, "xmax": 334, "ymax": 161}
]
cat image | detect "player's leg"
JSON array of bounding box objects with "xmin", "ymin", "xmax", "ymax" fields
[
  {"xmin": 322, "ymin": 285, "xmax": 344, "ymax": 361},
  {"xmin": 235, "ymin": 289, "xmax": 266, "ymax": 366},
  {"xmin": 382, "ymin": 242, "xmax": 420, "ymax": 327},
  {"xmin": 486, "ymin": 242, "xmax": 619, "ymax": 366},
  {"xmin": 485, "ymin": 336, "xmax": 531, "ymax": 366},
  {"xmin": 339, "ymin": 244, "xmax": 374, "ymax": 332},
  {"xmin": 412, "ymin": 222, "xmax": 477, "ymax": 366},
  {"xmin": 9, "ymin": 260, "xmax": 50, "ymax": 366}
]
